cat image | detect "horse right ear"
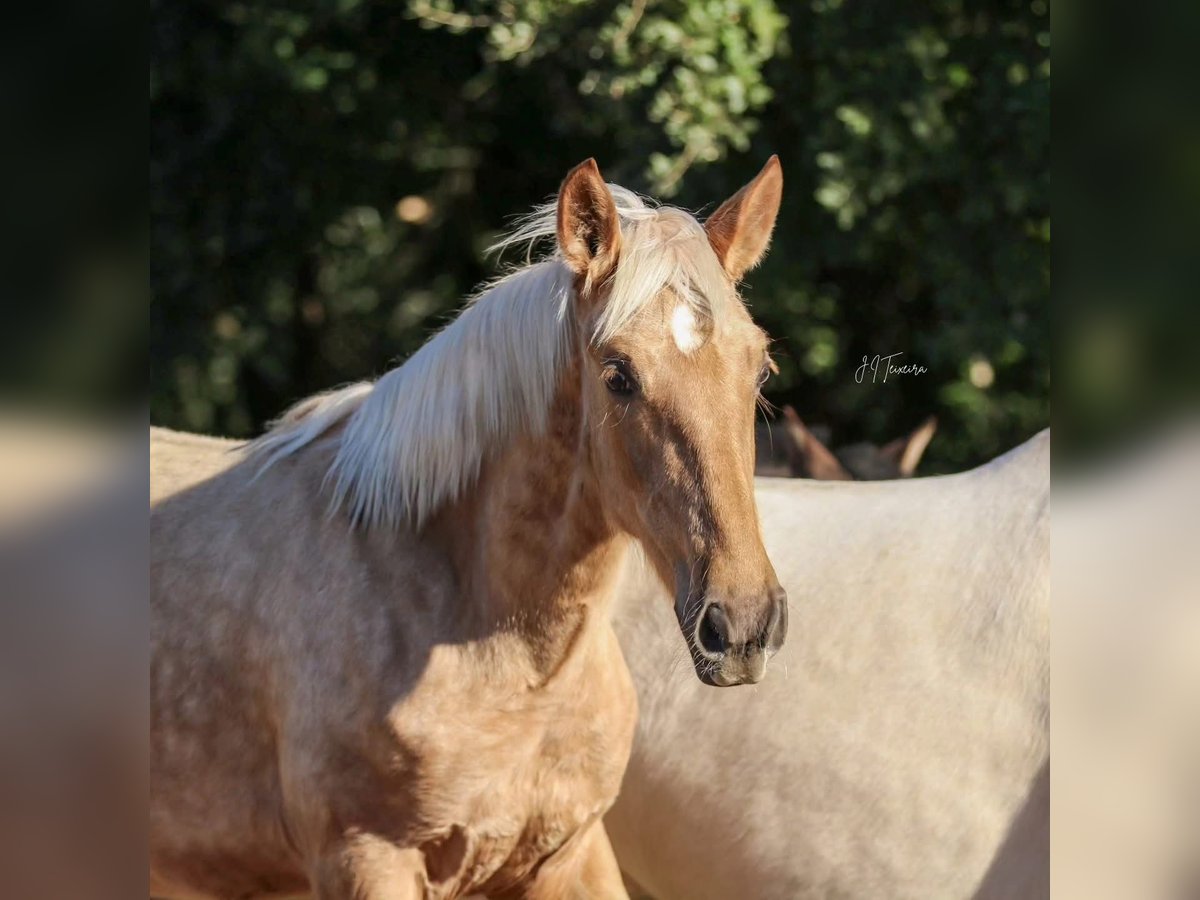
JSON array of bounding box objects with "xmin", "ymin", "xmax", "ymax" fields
[
  {"xmin": 557, "ymin": 159, "xmax": 622, "ymax": 284},
  {"xmin": 705, "ymin": 156, "xmax": 783, "ymax": 282},
  {"xmin": 781, "ymin": 407, "xmax": 853, "ymax": 481}
]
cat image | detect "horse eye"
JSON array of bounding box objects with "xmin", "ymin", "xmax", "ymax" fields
[
  {"xmin": 757, "ymin": 360, "xmax": 773, "ymax": 388},
  {"xmin": 602, "ymin": 360, "xmax": 637, "ymax": 396}
]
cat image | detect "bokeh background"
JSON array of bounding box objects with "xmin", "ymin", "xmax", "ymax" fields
[{"xmin": 150, "ymin": 0, "xmax": 1050, "ymax": 472}]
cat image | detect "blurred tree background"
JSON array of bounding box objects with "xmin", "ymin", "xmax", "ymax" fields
[{"xmin": 151, "ymin": 0, "xmax": 1048, "ymax": 472}]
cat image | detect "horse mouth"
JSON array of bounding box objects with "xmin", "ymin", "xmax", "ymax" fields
[
  {"xmin": 676, "ymin": 612, "xmax": 727, "ymax": 686},
  {"xmin": 694, "ymin": 664, "xmax": 736, "ymax": 687},
  {"xmin": 688, "ymin": 648, "xmax": 768, "ymax": 687}
]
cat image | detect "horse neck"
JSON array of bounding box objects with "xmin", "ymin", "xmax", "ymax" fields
[{"xmin": 432, "ymin": 364, "xmax": 628, "ymax": 677}]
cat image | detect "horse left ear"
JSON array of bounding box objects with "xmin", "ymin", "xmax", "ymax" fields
[
  {"xmin": 880, "ymin": 415, "xmax": 938, "ymax": 477},
  {"xmin": 781, "ymin": 406, "xmax": 852, "ymax": 481},
  {"xmin": 557, "ymin": 159, "xmax": 622, "ymax": 283},
  {"xmin": 705, "ymin": 156, "xmax": 783, "ymax": 282}
]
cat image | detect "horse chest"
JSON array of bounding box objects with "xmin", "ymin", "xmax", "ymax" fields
[{"xmin": 403, "ymin": 642, "xmax": 637, "ymax": 892}]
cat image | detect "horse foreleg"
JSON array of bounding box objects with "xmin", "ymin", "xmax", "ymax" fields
[
  {"xmin": 502, "ymin": 821, "xmax": 630, "ymax": 900},
  {"xmin": 309, "ymin": 833, "xmax": 427, "ymax": 900}
]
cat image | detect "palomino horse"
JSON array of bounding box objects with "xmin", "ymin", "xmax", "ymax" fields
[
  {"xmin": 150, "ymin": 158, "xmax": 789, "ymax": 899},
  {"xmin": 608, "ymin": 429, "xmax": 1049, "ymax": 899},
  {"xmin": 755, "ymin": 406, "xmax": 939, "ymax": 479}
]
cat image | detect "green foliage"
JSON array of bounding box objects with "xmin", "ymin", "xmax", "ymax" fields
[{"xmin": 151, "ymin": 0, "xmax": 1048, "ymax": 471}]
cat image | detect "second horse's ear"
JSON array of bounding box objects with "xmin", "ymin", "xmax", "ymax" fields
[
  {"xmin": 705, "ymin": 156, "xmax": 784, "ymax": 282},
  {"xmin": 781, "ymin": 406, "xmax": 853, "ymax": 481},
  {"xmin": 880, "ymin": 416, "xmax": 938, "ymax": 477},
  {"xmin": 557, "ymin": 159, "xmax": 622, "ymax": 286}
]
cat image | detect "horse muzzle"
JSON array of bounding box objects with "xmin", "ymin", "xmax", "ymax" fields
[{"xmin": 681, "ymin": 587, "xmax": 788, "ymax": 687}]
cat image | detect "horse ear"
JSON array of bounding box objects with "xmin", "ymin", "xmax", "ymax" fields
[
  {"xmin": 880, "ymin": 415, "xmax": 938, "ymax": 477},
  {"xmin": 705, "ymin": 156, "xmax": 783, "ymax": 282},
  {"xmin": 557, "ymin": 159, "xmax": 622, "ymax": 282},
  {"xmin": 781, "ymin": 406, "xmax": 853, "ymax": 481}
]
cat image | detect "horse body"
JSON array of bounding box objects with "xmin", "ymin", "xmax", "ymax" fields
[
  {"xmin": 151, "ymin": 424, "xmax": 636, "ymax": 898},
  {"xmin": 608, "ymin": 430, "xmax": 1050, "ymax": 900},
  {"xmin": 151, "ymin": 158, "xmax": 789, "ymax": 898}
]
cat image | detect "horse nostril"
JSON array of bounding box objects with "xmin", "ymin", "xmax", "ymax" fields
[
  {"xmin": 697, "ymin": 602, "xmax": 731, "ymax": 657},
  {"xmin": 763, "ymin": 587, "xmax": 789, "ymax": 651}
]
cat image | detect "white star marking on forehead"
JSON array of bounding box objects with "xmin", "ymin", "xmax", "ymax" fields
[{"xmin": 672, "ymin": 303, "xmax": 703, "ymax": 353}]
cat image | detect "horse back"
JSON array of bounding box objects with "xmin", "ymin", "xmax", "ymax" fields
[{"xmin": 150, "ymin": 426, "xmax": 243, "ymax": 503}]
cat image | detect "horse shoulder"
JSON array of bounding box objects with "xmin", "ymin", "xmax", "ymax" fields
[{"xmin": 367, "ymin": 615, "xmax": 637, "ymax": 891}]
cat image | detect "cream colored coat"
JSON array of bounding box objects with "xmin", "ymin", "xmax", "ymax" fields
[{"xmin": 607, "ymin": 431, "xmax": 1050, "ymax": 900}]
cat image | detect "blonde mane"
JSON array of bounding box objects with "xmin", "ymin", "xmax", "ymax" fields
[{"xmin": 247, "ymin": 185, "xmax": 732, "ymax": 529}]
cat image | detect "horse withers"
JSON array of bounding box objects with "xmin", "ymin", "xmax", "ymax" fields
[{"xmin": 151, "ymin": 158, "xmax": 788, "ymax": 899}]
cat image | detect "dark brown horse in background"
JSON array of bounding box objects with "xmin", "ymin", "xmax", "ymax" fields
[{"xmin": 756, "ymin": 406, "xmax": 938, "ymax": 480}]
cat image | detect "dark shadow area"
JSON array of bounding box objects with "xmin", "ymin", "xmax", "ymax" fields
[{"xmin": 972, "ymin": 760, "xmax": 1049, "ymax": 900}]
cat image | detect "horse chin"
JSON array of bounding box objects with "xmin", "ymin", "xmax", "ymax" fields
[
  {"xmin": 695, "ymin": 658, "xmax": 768, "ymax": 687},
  {"xmin": 694, "ymin": 665, "xmax": 736, "ymax": 688}
]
